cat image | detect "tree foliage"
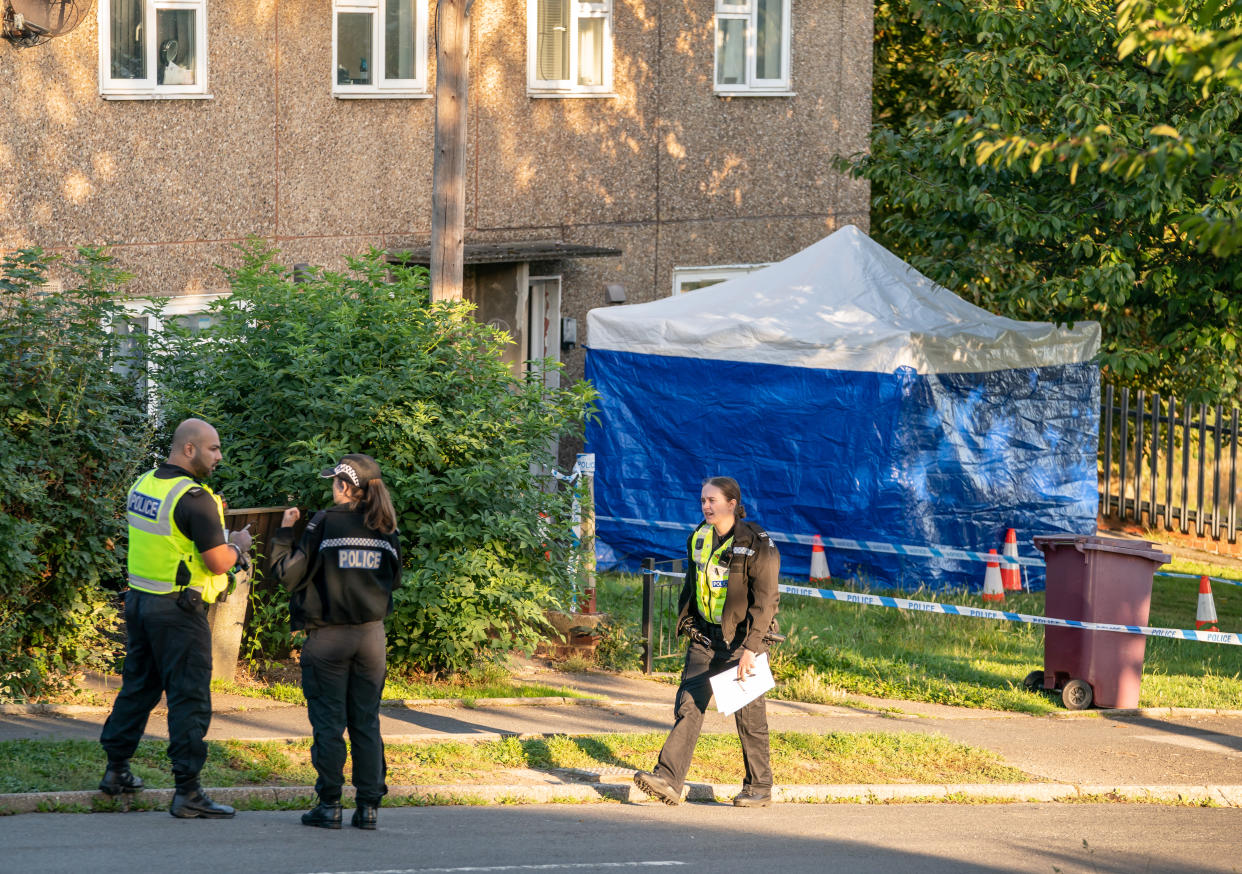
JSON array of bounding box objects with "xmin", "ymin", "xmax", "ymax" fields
[
  {"xmin": 148, "ymin": 242, "xmax": 596, "ymax": 676},
  {"xmin": 846, "ymin": 0, "xmax": 1242, "ymax": 403},
  {"xmin": 0, "ymin": 248, "xmax": 153, "ymax": 701}
]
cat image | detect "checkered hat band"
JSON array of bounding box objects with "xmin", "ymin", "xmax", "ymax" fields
[{"xmin": 335, "ymin": 463, "xmax": 361, "ymax": 487}]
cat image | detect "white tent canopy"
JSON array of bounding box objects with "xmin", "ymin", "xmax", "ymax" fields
[{"xmin": 588, "ymin": 225, "xmax": 1100, "ymax": 374}]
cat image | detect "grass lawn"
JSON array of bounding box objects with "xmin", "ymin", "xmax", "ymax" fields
[
  {"xmin": 0, "ymin": 731, "xmax": 1031, "ymax": 796},
  {"xmin": 592, "ymin": 554, "xmax": 1242, "ymax": 714}
]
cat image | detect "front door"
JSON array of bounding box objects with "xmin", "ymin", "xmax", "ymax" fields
[{"xmin": 527, "ymin": 275, "xmax": 562, "ymax": 389}]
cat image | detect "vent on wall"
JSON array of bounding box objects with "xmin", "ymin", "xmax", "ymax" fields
[{"xmin": 3, "ymin": 0, "xmax": 92, "ymax": 47}]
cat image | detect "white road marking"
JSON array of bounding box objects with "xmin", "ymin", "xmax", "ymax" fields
[
  {"xmin": 1134, "ymin": 734, "xmax": 1242, "ymax": 757},
  {"xmin": 304, "ymin": 863, "xmax": 688, "ymax": 874}
]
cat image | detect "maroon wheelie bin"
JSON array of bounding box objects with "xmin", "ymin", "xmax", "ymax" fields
[{"xmin": 1029, "ymin": 535, "xmax": 1170, "ymax": 710}]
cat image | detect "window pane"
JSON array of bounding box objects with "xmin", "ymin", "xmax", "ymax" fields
[
  {"xmin": 577, "ymin": 16, "xmax": 603, "ymax": 86},
  {"xmin": 155, "ymin": 9, "xmax": 197, "ymax": 85},
  {"xmin": 535, "ymin": 0, "xmax": 570, "ymax": 81},
  {"xmin": 110, "ymin": 0, "xmax": 145, "ymax": 80},
  {"xmin": 679, "ymin": 278, "xmax": 729, "ymax": 293},
  {"xmin": 111, "ymin": 315, "xmax": 148, "ymax": 379},
  {"xmin": 171, "ymin": 311, "xmax": 219, "ymax": 333},
  {"xmin": 715, "ymin": 17, "xmax": 745, "ymax": 86},
  {"xmin": 338, "ymin": 12, "xmax": 373, "ymax": 85},
  {"xmin": 755, "ymin": 0, "xmax": 783, "ymax": 81},
  {"xmin": 384, "ymin": 0, "xmax": 415, "ymax": 79}
]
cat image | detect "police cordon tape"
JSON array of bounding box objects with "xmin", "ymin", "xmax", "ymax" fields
[
  {"xmin": 643, "ymin": 569, "xmax": 1240, "ymax": 645},
  {"xmin": 777, "ymin": 584, "xmax": 1242, "ymax": 646},
  {"xmin": 605, "ymin": 516, "xmax": 1242, "ymax": 588}
]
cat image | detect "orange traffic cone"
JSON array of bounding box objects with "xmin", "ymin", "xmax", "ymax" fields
[
  {"xmin": 810, "ymin": 535, "xmax": 831, "ymax": 583},
  {"xmin": 982, "ymin": 549, "xmax": 1005, "ymax": 602},
  {"xmin": 1196, "ymin": 575, "xmax": 1219, "ymax": 631},
  {"xmin": 1001, "ymin": 528, "xmax": 1021, "ymax": 591}
]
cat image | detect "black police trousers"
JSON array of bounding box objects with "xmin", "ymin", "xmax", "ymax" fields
[
  {"xmin": 652, "ymin": 630, "xmax": 772, "ymax": 793},
  {"xmin": 100, "ymin": 589, "xmax": 213, "ymax": 790},
  {"xmin": 301, "ymin": 621, "xmax": 388, "ymax": 805}
]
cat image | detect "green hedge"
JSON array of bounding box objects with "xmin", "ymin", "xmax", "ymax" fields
[
  {"xmin": 148, "ymin": 242, "xmax": 596, "ymax": 676},
  {"xmin": 0, "ymin": 248, "xmax": 153, "ymax": 701}
]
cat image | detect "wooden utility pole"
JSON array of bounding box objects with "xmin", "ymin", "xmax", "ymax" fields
[{"xmin": 430, "ymin": 0, "xmax": 472, "ymax": 301}]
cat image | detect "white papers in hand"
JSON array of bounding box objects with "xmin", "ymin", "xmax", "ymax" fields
[{"xmin": 710, "ymin": 651, "xmax": 775, "ymax": 716}]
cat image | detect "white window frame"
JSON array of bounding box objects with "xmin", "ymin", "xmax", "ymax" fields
[
  {"xmin": 111, "ymin": 292, "xmax": 230, "ymax": 413},
  {"xmin": 713, "ymin": 0, "xmax": 793, "ymax": 96},
  {"xmin": 527, "ymin": 0, "xmax": 614, "ymax": 97},
  {"xmin": 98, "ymin": 0, "xmax": 210, "ymax": 100},
  {"xmin": 672, "ymin": 263, "xmax": 770, "ymax": 295},
  {"xmin": 332, "ymin": 0, "xmax": 430, "ymax": 98}
]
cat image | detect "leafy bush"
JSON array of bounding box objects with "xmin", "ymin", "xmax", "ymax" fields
[
  {"xmin": 149, "ymin": 242, "xmax": 595, "ymax": 675},
  {"xmin": 0, "ymin": 248, "xmax": 153, "ymax": 700}
]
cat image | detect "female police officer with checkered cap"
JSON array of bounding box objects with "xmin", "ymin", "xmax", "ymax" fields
[{"xmin": 269, "ymin": 453, "xmax": 402, "ymax": 830}]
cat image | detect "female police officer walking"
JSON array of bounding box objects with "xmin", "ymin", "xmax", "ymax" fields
[
  {"xmin": 269, "ymin": 453, "xmax": 402, "ymax": 830},
  {"xmin": 633, "ymin": 476, "xmax": 780, "ymax": 808}
]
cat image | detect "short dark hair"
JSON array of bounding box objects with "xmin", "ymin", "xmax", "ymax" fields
[{"xmin": 702, "ymin": 476, "xmax": 746, "ymax": 519}]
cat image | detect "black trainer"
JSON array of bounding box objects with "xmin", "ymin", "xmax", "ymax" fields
[
  {"xmin": 169, "ymin": 788, "xmax": 236, "ymax": 819},
  {"xmin": 99, "ymin": 765, "xmax": 144, "ymax": 796},
  {"xmin": 302, "ymin": 801, "xmax": 343, "ymax": 829},
  {"xmin": 633, "ymin": 771, "xmax": 681, "ymax": 806},
  {"xmin": 732, "ymin": 787, "xmax": 772, "ymax": 808},
  {"xmin": 351, "ymin": 803, "xmax": 378, "ymax": 830}
]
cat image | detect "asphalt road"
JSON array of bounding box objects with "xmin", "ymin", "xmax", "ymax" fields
[{"xmin": 0, "ymin": 802, "xmax": 1235, "ymax": 874}]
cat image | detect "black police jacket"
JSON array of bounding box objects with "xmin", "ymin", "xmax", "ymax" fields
[
  {"xmin": 676, "ymin": 518, "xmax": 780, "ymax": 655},
  {"xmin": 269, "ymin": 505, "xmax": 403, "ymax": 630}
]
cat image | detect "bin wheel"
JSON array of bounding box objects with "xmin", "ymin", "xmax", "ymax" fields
[
  {"xmin": 1022, "ymin": 670, "xmax": 1044, "ymax": 692},
  {"xmin": 1062, "ymin": 678, "xmax": 1093, "ymax": 711}
]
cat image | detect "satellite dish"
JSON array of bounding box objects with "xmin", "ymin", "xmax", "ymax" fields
[{"xmin": 3, "ymin": 0, "xmax": 92, "ymax": 47}]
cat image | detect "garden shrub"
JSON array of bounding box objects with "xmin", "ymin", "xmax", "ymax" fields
[
  {"xmin": 0, "ymin": 248, "xmax": 153, "ymax": 700},
  {"xmin": 149, "ymin": 241, "xmax": 595, "ymax": 675}
]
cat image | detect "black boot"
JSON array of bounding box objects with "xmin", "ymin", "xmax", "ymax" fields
[
  {"xmin": 302, "ymin": 801, "xmax": 343, "ymax": 829},
  {"xmin": 99, "ymin": 763, "xmax": 144, "ymax": 796},
  {"xmin": 169, "ymin": 788, "xmax": 236, "ymax": 819},
  {"xmin": 351, "ymin": 803, "xmax": 378, "ymax": 830}
]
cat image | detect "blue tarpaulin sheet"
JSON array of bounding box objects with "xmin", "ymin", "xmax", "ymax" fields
[{"xmin": 585, "ymin": 349, "xmax": 1099, "ymax": 590}]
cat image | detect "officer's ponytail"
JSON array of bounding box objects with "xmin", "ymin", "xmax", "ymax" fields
[
  {"xmin": 336, "ymin": 475, "xmax": 398, "ymax": 534},
  {"xmin": 703, "ymin": 476, "xmax": 746, "ymax": 519},
  {"xmin": 362, "ymin": 478, "xmax": 397, "ymax": 534}
]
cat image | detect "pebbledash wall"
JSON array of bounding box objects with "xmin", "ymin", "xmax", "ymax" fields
[{"xmin": 1, "ymin": 0, "xmax": 871, "ymax": 396}]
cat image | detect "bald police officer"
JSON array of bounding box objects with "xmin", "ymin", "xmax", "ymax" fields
[{"xmin": 99, "ymin": 418, "xmax": 252, "ymax": 818}]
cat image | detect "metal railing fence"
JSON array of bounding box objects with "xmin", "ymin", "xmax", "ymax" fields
[
  {"xmin": 1099, "ymin": 385, "xmax": 1241, "ymax": 543},
  {"xmin": 640, "ymin": 558, "xmax": 685, "ymax": 673}
]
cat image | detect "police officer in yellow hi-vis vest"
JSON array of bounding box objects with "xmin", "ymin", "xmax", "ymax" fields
[
  {"xmin": 634, "ymin": 476, "xmax": 780, "ymax": 808},
  {"xmin": 100, "ymin": 418, "xmax": 253, "ymax": 819}
]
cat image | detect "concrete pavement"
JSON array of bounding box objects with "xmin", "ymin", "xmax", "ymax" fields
[{"xmin": 5, "ymin": 663, "xmax": 1242, "ymax": 813}]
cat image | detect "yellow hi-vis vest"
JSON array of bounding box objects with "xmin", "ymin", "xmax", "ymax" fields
[
  {"xmin": 126, "ymin": 470, "xmax": 229, "ymax": 604},
  {"xmin": 692, "ymin": 523, "xmax": 733, "ymax": 625}
]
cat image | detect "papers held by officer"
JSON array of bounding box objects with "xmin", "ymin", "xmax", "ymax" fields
[{"xmin": 709, "ymin": 651, "xmax": 775, "ymax": 716}]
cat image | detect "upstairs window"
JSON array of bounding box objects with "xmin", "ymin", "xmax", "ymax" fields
[
  {"xmin": 528, "ymin": 0, "xmax": 613, "ymax": 96},
  {"xmin": 99, "ymin": 0, "xmax": 208, "ymax": 98},
  {"xmin": 333, "ymin": 0, "xmax": 428, "ymax": 97},
  {"xmin": 714, "ymin": 0, "xmax": 791, "ymax": 95},
  {"xmin": 672, "ymin": 263, "xmax": 770, "ymax": 295}
]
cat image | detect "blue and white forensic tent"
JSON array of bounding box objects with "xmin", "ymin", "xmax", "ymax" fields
[{"xmin": 584, "ymin": 225, "xmax": 1102, "ymax": 590}]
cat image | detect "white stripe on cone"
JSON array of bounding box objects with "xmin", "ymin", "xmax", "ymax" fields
[
  {"xmin": 1197, "ymin": 575, "xmax": 1219, "ymax": 631},
  {"xmin": 1001, "ymin": 528, "xmax": 1021, "ymax": 591},
  {"xmin": 810, "ymin": 534, "xmax": 831, "ymax": 582},
  {"xmin": 982, "ymin": 549, "xmax": 1004, "ymax": 602}
]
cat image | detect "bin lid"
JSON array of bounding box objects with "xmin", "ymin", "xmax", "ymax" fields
[{"xmin": 1032, "ymin": 534, "xmax": 1171, "ymax": 565}]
